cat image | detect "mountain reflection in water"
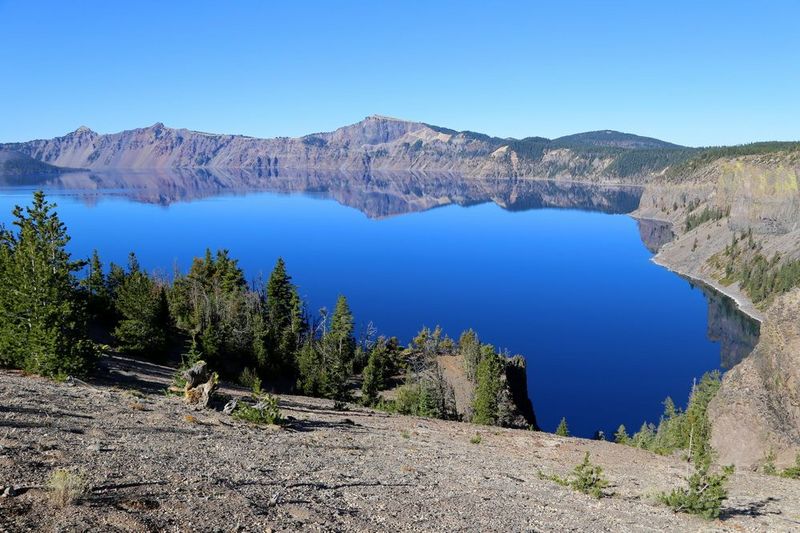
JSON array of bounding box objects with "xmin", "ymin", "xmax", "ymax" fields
[{"xmin": 1, "ymin": 168, "xmax": 643, "ymax": 217}]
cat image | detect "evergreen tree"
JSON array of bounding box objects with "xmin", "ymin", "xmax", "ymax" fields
[
  {"xmin": 614, "ymin": 424, "xmax": 629, "ymax": 444},
  {"xmin": 265, "ymin": 257, "xmax": 304, "ymax": 376},
  {"xmin": 458, "ymin": 329, "xmax": 482, "ymax": 382},
  {"xmin": 361, "ymin": 336, "xmax": 391, "ymax": 405},
  {"xmin": 0, "ymin": 191, "xmax": 95, "ymax": 376},
  {"xmin": 555, "ymin": 417, "xmax": 570, "ymax": 437},
  {"xmin": 168, "ymin": 248, "xmax": 253, "ymax": 374},
  {"xmin": 82, "ymin": 249, "xmax": 111, "ymax": 321},
  {"xmin": 322, "ymin": 295, "xmax": 356, "ymax": 399},
  {"xmin": 471, "ymin": 351, "xmax": 504, "ymax": 425},
  {"xmin": 296, "ymin": 337, "xmax": 327, "ymax": 396},
  {"xmin": 112, "ymin": 254, "xmax": 170, "ymax": 359},
  {"xmin": 631, "ymin": 421, "xmax": 657, "ymax": 448}
]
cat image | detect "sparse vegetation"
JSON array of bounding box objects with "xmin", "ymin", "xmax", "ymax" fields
[
  {"xmin": 762, "ymin": 449, "xmax": 777, "ymax": 475},
  {"xmin": 624, "ymin": 372, "xmax": 721, "ymax": 462},
  {"xmin": 660, "ymin": 462, "xmax": 734, "ymax": 520},
  {"xmin": 232, "ymin": 394, "xmax": 283, "ymax": 426},
  {"xmin": 539, "ymin": 452, "xmax": 609, "ymax": 498},
  {"xmin": 555, "ymin": 417, "xmax": 570, "ymax": 437},
  {"xmin": 713, "ymin": 233, "xmax": 800, "ymax": 304},
  {"xmin": 684, "ymin": 205, "xmax": 730, "ymax": 232},
  {"xmin": 571, "ymin": 452, "xmax": 610, "ymax": 498},
  {"xmin": 470, "ymin": 433, "xmax": 482, "ymax": 444},
  {"xmin": 670, "ymin": 142, "xmax": 800, "ymax": 177},
  {"xmin": 48, "ymin": 468, "xmax": 88, "ymax": 508},
  {"xmin": 780, "ymin": 453, "xmax": 800, "ymax": 479}
]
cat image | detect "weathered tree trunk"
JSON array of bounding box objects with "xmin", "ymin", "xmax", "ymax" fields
[
  {"xmin": 182, "ymin": 361, "xmax": 218, "ymax": 409},
  {"xmin": 183, "ymin": 361, "xmax": 210, "ymax": 389}
]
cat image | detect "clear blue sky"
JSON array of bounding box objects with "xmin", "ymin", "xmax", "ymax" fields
[{"xmin": 1, "ymin": 0, "xmax": 798, "ymax": 146}]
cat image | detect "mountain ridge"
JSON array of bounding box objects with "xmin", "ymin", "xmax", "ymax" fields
[{"xmin": 1, "ymin": 116, "xmax": 694, "ymax": 182}]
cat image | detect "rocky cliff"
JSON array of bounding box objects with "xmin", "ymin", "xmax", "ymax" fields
[
  {"xmin": 2, "ymin": 116, "xmax": 688, "ymax": 182},
  {"xmin": 635, "ymin": 150, "xmax": 800, "ymax": 469}
]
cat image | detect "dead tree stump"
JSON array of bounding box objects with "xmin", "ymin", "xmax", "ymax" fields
[{"xmin": 182, "ymin": 361, "xmax": 218, "ymax": 409}]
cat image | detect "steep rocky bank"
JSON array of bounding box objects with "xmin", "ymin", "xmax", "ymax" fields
[
  {"xmin": 634, "ymin": 152, "xmax": 800, "ymax": 469},
  {"xmin": 2, "ymin": 357, "xmax": 800, "ymax": 532}
]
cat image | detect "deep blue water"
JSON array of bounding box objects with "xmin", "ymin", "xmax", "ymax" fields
[{"xmin": 0, "ymin": 175, "xmax": 757, "ymax": 437}]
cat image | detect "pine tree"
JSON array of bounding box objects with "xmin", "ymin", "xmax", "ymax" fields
[
  {"xmin": 361, "ymin": 337, "xmax": 390, "ymax": 405},
  {"xmin": 265, "ymin": 257, "xmax": 304, "ymax": 375},
  {"xmin": 112, "ymin": 254, "xmax": 170, "ymax": 359},
  {"xmin": 322, "ymin": 295, "xmax": 356, "ymax": 399},
  {"xmin": 296, "ymin": 337, "xmax": 327, "ymax": 395},
  {"xmin": 614, "ymin": 424, "xmax": 629, "ymax": 444},
  {"xmin": 472, "ymin": 351, "xmax": 504, "ymax": 425},
  {"xmin": 555, "ymin": 417, "xmax": 570, "ymax": 437},
  {"xmin": 82, "ymin": 249, "xmax": 110, "ymax": 320},
  {"xmin": 0, "ymin": 191, "xmax": 95, "ymax": 376},
  {"xmin": 458, "ymin": 329, "xmax": 482, "ymax": 382}
]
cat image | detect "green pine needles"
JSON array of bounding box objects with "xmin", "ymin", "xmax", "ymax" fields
[
  {"xmin": 0, "ymin": 191, "xmax": 96, "ymax": 377},
  {"xmin": 539, "ymin": 452, "xmax": 610, "ymax": 499},
  {"xmin": 660, "ymin": 462, "xmax": 734, "ymax": 520},
  {"xmin": 555, "ymin": 417, "xmax": 570, "ymax": 437},
  {"xmin": 622, "ymin": 371, "xmax": 721, "ymax": 462}
]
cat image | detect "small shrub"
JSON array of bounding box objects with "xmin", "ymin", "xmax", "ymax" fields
[
  {"xmin": 538, "ymin": 452, "xmax": 610, "ymax": 498},
  {"xmin": 780, "ymin": 453, "xmax": 800, "ymax": 479},
  {"xmin": 48, "ymin": 468, "xmax": 88, "ymax": 508},
  {"xmin": 570, "ymin": 452, "xmax": 609, "ymax": 498},
  {"xmin": 129, "ymin": 401, "xmax": 145, "ymax": 411},
  {"xmin": 660, "ymin": 463, "xmax": 733, "ymax": 519},
  {"xmin": 613, "ymin": 424, "xmax": 629, "ymax": 444},
  {"xmin": 470, "ymin": 433, "xmax": 482, "ymax": 445},
  {"xmin": 184, "ymin": 414, "xmax": 199, "ymax": 424},
  {"xmin": 401, "ymin": 430, "xmax": 410, "ymax": 439},
  {"xmin": 762, "ymin": 449, "xmax": 777, "ymax": 476},
  {"xmin": 233, "ymin": 394, "xmax": 283, "ymax": 425},
  {"xmin": 239, "ymin": 367, "xmax": 262, "ymax": 395}
]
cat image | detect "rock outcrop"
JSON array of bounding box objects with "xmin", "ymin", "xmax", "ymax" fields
[{"xmin": 708, "ymin": 289, "xmax": 800, "ymax": 468}]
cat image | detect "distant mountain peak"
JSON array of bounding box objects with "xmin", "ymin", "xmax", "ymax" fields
[
  {"xmin": 74, "ymin": 125, "xmax": 95, "ymax": 134},
  {"xmin": 366, "ymin": 114, "xmax": 410, "ymax": 123}
]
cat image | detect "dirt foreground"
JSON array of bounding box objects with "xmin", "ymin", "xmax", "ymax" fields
[{"xmin": 1, "ymin": 356, "xmax": 799, "ymax": 532}]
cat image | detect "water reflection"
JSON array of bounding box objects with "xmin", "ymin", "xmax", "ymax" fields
[
  {"xmin": 636, "ymin": 218, "xmax": 675, "ymax": 253},
  {"xmin": 696, "ymin": 282, "xmax": 761, "ymax": 369},
  {"xmin": 0, "ymin": 168, "xmax": 643, "ymax": 217}
]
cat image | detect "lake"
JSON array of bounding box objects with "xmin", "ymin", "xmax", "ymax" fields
[{"xmin": 0, "ymin": 169, "xmax": 760, "ymax": 437}]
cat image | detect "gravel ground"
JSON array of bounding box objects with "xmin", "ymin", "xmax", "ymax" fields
[{"xmin": 1, "ymin": 356, "xmax": 799, "ymax": 532}]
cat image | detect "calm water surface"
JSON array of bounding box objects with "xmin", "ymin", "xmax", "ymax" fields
[{"xmin": 0, "ymin": 171, "xmax": 759, "ymax": 437}]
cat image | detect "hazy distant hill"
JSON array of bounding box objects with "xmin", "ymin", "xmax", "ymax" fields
[{"xmin": 552, "ymin": 130, "xmax": 682, "ymax": 149}]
